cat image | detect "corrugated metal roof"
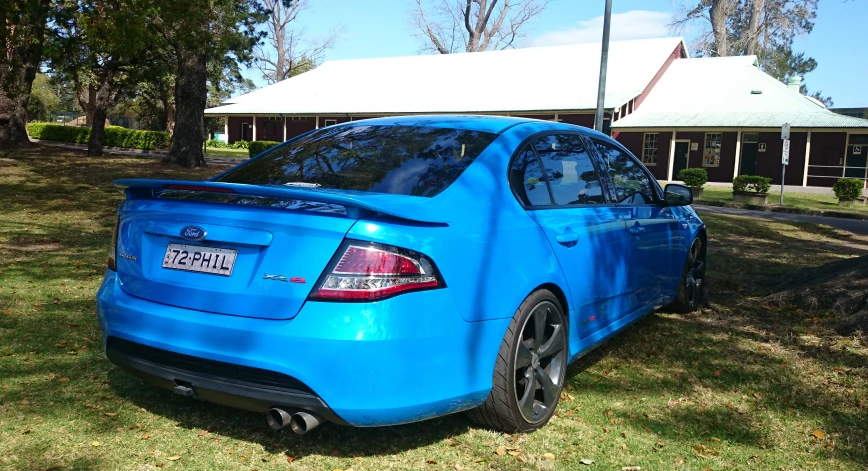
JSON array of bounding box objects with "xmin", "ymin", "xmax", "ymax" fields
[
  {"xmin": 205, "ymin": 37, "xmax": 686, "ymax": 116},
  {"xmin": 613, "ymin": 56, "xmax": 868, "ymax": 129}
]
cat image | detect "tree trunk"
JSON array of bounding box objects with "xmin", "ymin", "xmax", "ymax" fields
[
  {"xmin": 165, "ymin": 42, "xmax": 207, "ymax": 167},
  {"xmin": 0, "ymin": 64, "xmax": 36, "ymax": 148},
  {"xmin": 87, "ymin": 74, "xmax": 114, "ymax": 156},
  {"xmin": 745, "ymin": 0, "xmax": 766, "ymax": 56},
  {"xmin": 162, "ymin": 85, "xmax": 176, "ymax": 135},
  {"xmin": 710, "ymin": 0, "xmax": 729, "ymax": 57},
  {"xmin": 0, "ymin": 1, "xmax": 49, "ymax": 149},
  {"xmin": 76, "ymin": 83, "xmax": 97, "ymax": 126}
]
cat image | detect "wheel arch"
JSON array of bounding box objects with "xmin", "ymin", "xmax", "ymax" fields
[{"xmin": 535, "ymin": 282, "xmax": 570, "ymax": 318}]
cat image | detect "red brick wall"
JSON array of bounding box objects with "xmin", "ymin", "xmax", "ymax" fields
[
  {"xmin": 257, "ymin": 119, "xmax": 284, "ymax": 142},
  {"xmin": 227, "ymin": 117, "xmax": 254, "ymax": 143},
  {"xmin": 559, "ymin": 113, "xmax": 595, "ymax": 129},
  {"xmin": 285, "ymin": 119, "xmax": 316, "ymax": 140},
  {"xmin": 317, "ymin": 116, "xmax": 351, "ymax": 128},
  {"xmin": 614, "ymin": 132, "xmax": 669, "ymax": 180},
  {"xmin": 806, "ymin": 132, "xmax": 846, "ymax": 187}
]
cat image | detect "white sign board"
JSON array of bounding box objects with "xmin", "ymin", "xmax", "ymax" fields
[
  {"xmin": 781, "ymin": 123, "xmax": 791, "ymax": 140},
  {"xmin": 855, "ymin": 146, "xmax": 863, "ymax": 155},
  {"xmin": 782, "ymin": 139, "xmax": 790, "ymax": 165}
]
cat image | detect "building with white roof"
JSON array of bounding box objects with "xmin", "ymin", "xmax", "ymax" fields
[{"xmin": 205, "ymin": 37, "xmax": 868, "ymax": 187}]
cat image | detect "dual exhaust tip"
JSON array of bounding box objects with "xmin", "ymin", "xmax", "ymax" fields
[{"xmin": 267, "ymin": 408, "xmax": 322, "ymax": 434}]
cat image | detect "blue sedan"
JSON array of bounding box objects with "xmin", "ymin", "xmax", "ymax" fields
[{"xmin": 97, "ymin": 115, "xmax": 706, "ymax": 434}]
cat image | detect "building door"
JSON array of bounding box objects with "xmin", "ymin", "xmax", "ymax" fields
[
  {"xmin": 845, "ymin": 135, "xmax": 868, "ymax": 180},
  {"xmin": 673, "ymin": 141, "xmax": 690, "ymax": 178},
  {"xmin": 241, "ymin": 123, "xmax": 250, "ymax": 141},
  {"xmin": 740, "ymin": 133, "xmax": 759, "ymax": 175}
]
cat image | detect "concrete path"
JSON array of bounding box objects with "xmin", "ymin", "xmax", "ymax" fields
[{"xmin": 694, "ymin": 205, "xmax": 868, "ymax": 236}]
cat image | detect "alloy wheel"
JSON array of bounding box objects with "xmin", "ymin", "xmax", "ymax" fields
[
  {"xmin": 684, "ymin": 239, "xmax": 706, "ymax": 307},
  {"xmin": 514, "ymin": 301, "xmax": 567, "ymax": 424}
]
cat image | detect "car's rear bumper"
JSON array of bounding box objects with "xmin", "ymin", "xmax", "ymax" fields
[{"xmin": 97, "ymin": 270, "xmax": 509, "ymax": 426}]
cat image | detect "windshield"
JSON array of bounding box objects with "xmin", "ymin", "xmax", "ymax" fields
[{"xmin": 214, "ymin": 124, "xmax": 499, "ymax": 197}]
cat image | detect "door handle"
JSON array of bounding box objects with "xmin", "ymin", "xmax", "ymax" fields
[
  {"xmin": 556, "ymin": 228, "xmax": 579, "ymax": 246},
  {"xmin": 628, "ymin": 222, "xmax": 646, "ymax": 235}
]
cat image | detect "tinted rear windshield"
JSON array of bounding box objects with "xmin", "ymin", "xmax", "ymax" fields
[{"xmin": 215, "ymin": 124, "xmax": 499, "ymax": 197}]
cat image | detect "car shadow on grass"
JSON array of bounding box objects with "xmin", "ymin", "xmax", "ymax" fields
[{"xmin": 107, "ymin": 370, "xmax": 473, "ymax": 459}]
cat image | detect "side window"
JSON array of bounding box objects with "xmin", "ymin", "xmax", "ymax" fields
[
  {"xmin": 532, "ymin": 134, "xmax": 606, "ymax": 205},
  {"xmin": 593, "ymin": 140, "xmax": 656, "ymax": 205},
  {"xmin": 509, "ymin": 146, "xmax": 552, "ymax": 206}
]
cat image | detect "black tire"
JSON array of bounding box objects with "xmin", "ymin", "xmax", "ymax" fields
[
  {"xmin": 467, "ymin": 289, "xmax": 568, "ymax": 432},
  {"xmin": 669, "ymin": 236, "xmax": 707, "ymax": 313}
]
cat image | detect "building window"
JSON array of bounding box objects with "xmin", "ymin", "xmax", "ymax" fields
[
  {"xmin": 642, "ymin": 133, "xmax": 659, "ymax": 166},
  {"xmin": 266, "ymin": 116, "xmax": 282, "ymax": 121},
  {"xmin": 703, "ymin": 133, "xmax": 722, "ymax": 167},
  {"xmin": 290, "ymin": 116, "xmax": 313, "ymax": 122},
  {"xmin": 323, "ymin": 119, "xmax": 337, "ymax": 126}
]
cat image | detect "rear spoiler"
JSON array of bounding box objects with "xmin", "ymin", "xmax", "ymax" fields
[{"xmin": 113, "ymin": 179, "xmax": 448, "ymax": 224}]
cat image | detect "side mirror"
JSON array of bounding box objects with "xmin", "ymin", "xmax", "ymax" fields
[{"xmin": 664, "ymin": 184, "xmax": 693, "ymax": 206}]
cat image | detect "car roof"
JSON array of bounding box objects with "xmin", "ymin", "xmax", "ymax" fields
[{"xmin": 338, "ymin": 114, "xmax": 610, "ymax": 138}]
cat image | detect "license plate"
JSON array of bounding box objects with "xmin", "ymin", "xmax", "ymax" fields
[{"xmin": 162, "ymin": 243, "xmax": 237, "ymax": 276}]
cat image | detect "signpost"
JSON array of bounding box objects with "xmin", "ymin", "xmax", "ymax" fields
[{"xmin": 781, "ymin": 123, "xmax": 790, "ymax": 205}]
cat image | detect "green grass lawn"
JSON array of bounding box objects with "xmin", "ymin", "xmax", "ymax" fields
[
  {"xmin": 203, "ymin": 147, "xmax": 249, "ymax": 159},
  {"xmin": 2, "ymin": 145, "xmax": 867, "ymax": 470},
  {"xmin": 696, "ymin": 185, "xmax": 868, "ymax": 215}
]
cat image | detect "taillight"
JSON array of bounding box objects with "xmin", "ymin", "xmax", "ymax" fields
[
  {"xmin": 311, "ymin": 242, "xmax": 444, "ymax": 301},
  {"xmin": 107, "ymin": 217, "xmax": 119, "ymax": 271}
]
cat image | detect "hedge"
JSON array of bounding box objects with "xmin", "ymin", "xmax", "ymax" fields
[
  {"xmin": 248, "ymin": 140, "xmax": 281, "ymax": 157},
  {"xmin": 678, "ymin": 168, "xmax": 708, "ymax": 188},
  {"xmin": 27, "ymin": 123, "xmax": 171, "ymax": 151},
  {"xmin": 732, "ymin": 175, "xmax": 772, "ymax": 194},
  {"xmin": 26, "ymin": 123, "xmax": 90, "ymax": 144},
  {"xmin": 832, "ymin": 177, "xmax": 864, "ymax": 201}
]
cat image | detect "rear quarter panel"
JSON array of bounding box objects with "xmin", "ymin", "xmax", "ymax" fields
[{"xmin": 346, "ymin": 123, "xmax": 571, "ymax": 325}]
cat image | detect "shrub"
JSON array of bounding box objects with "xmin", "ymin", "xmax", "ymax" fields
[
  {"xmin": 732, "ymin": 175, "xmax": 772, "ymax": 194},
  {"xmin": 27, "ymin": 122, "xmax": 90, "ymax": 144},
  {"xmin": 27, "ymin": 123, "xmax": 170, "ymax": 151},
  {"xmin": 248, "ymin": 140, "xmax": 281, "ymax": 158},
  {"xmin": 102, "ymin": 126, "xmax": 171, "ymax": 151},
  {"xmin": 205, "ymin": 139, "xmax": 229, "ymax": 148},
  {"xmin": 231, "ymin": 140, "xmax": 249, "ymax": 149},
  {"xmin": 678, "ymin": 168, "xmax": 708, "ymax": 188},
  {"xmin": 832, "ymin": 178, "xmax": 864, "ymax": 201}
]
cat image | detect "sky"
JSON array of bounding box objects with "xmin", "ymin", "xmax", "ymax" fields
[{"xmin": 241, "ymin": 0, "xmax": 868, "ymax": 108}]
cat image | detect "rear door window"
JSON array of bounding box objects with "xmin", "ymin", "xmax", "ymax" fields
[
  {"xmin": 509, "ymin": 146, "xmax": 552, "ymax": 206},
  {"xmin": 533, "ymin": 134, "xmax": 606, "ymax": 206},
  {"xmin": 215, "ymin": 125, "xmax": 499, "ymax": 197}
]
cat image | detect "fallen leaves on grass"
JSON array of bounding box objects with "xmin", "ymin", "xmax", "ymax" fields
[
  {"xmin": 91, "ymin": 441, "xmax": 100, "ymax": 447},
  {"xmin": 811, "ymin": 430, "xmax": 826, "ymax": 440},
  {"xmin": 543, "ymin": 453, "xmax": 555, "ymax": 461},
  {"xmin": 286, "ymin": 456, "xmax": 295, "ymax": 463},
  {"xmin": 167, "ymin": 456, "xmax": 180, "ymax": 461},
  {"xmin": 580, "ymin": 458, "xmax": 594, "ymax": 465},
  {"xmin": 104, "ymin": 412, "xmax": 117, "ymax": 417}
]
